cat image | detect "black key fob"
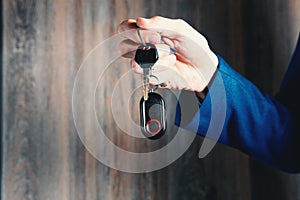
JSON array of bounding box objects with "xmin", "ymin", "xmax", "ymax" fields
[{"xmin": 140, "ymin": 92, "xmax": 166, "ymax": 139}]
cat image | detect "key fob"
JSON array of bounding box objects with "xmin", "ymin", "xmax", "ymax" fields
[{"xmin": 140, "ymin": 92, "xmax": 166, "ymax": 139}]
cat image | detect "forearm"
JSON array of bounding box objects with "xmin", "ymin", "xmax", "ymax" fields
[{"xmin": 176, "ymin": 55, "xmax": 300, "ymax": 173}]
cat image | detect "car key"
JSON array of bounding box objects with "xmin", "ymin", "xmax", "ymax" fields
[
  {"xmin": 140, "ymin": 92, "xmax": 166, "ymax": 139},
  {"xmin": 134, "ymin": 29, "xmax": 166, "ymax": 139},
  {"xmin": 134, "ymin": 43, "xmax": 158, "ymax": 100},
  {"xmin": 134, "ymin": 29, "xmax": 159, "ymax": 100}
]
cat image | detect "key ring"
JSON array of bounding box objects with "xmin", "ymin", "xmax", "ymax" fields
[
  {"xmin": 137, "ymin": 28, "xmax": 146, "ymax": 46},
  {"xmin": 148, "ymin": 74, "xmax": 159, "ymax": 92}
]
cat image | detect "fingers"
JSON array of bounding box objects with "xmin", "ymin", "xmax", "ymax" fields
[
  {"xmin": 132, "ymin": 53, "xmax": 177, "ymax": 85},
  {"xmin": 151, "ymin": 55, "xmax": 177, "ymax": 84},
  {"xmin": 119, "ymin": 41, "xmax": 173, "ymax": 59},
  {"xmin": 119, "ymin": 39, "xmax": 139, "ymax": 58},
  {"xmin": 119, "ymin": 16, "xmax": 182, "ymax": 40},
  {"xmin": 117, "ymin": 16, "xmax": 216, "ymax": 92},
  {"xmin": 136, "ymin": 16, "xmax": 208, "ymax": 53},
  {"xmin": 117, "ymin": 19, "xmax": 138, "ymax": 32},
  {"xmin": 136, "ymin": 16, "xmax": 190, "ymax": 39},
  {"xmin": 118, "ymin": 19, "xmax": 161, "ymax": 45}
]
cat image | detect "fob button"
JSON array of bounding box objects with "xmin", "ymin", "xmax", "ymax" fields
[{"xmin": 146, "ymin": 119, "xmax": 162, "ymax": 135}]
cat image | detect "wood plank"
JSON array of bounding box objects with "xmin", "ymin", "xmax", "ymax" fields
[{"xmin": 2, "ymin": 0, "xmax": 300, "ymax": 200}]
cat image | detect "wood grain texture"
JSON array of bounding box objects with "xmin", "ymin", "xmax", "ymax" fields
[{"xmin": 2, "ymin": 0, "xmax": 300, "ymax": 200}]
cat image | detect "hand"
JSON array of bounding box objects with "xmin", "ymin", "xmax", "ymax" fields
[{"xmin": 117, "ymin": 16, "xmax": 218, "ymax": 92}]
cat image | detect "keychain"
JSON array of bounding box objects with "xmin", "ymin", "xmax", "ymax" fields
[{"xmin": 134, "ymin": 29, "xmax": 167, "ymax": 139}]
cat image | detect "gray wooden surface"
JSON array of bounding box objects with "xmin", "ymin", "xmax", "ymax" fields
[{"xmin": 2, "ymin": 0, "xmax": 300, "ymax": 200}]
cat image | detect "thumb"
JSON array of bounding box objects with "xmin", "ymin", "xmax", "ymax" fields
[{"xmin": 136, "ymin": 16, "xmax": 185, "ymax": 39}]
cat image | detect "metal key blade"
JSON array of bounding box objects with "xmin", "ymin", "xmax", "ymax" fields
[
  {"xmin": 134, "ymin": 42, "xmax": 158, "ymax": 101},
  {"xmin": 143, "ymin": 67, "xmax": 150, "ymax": 100}
]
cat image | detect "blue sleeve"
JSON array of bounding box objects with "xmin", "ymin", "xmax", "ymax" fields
[{"xmin": 175, "ymin": 36, "xmax": 300, "ymax": 173}]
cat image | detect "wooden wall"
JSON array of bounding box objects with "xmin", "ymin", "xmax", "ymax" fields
[{"xmin": 2, "ymin": 0, "xmax": 300, "ymax": 200}]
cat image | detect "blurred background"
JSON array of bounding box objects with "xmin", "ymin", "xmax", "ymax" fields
[{"xmin": 1, "ymin": 0, "xmax": 300, "ymax": 199}]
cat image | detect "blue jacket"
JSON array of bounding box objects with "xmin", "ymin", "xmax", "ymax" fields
[{"xmin": 175, "ymin": 34, "xmax": 300, "ymax": 173}]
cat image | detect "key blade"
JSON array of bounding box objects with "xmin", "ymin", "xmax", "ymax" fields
[
  {"xmin": 143, "ymin": 68, "xmax": 150, "ymax": 100},
  {"xmin": 144, "ymin": 89, "xmax": 148, "ymax": 101}
]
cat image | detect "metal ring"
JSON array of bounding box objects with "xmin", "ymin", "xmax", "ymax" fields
[
  {"xmin": 149, "ymin": 75, "xmax": 159, "ymax": 92},
  {"xmin": 169, "ymin": 47, "xmax": 177, "ymax": 54},
  {"xmin": 137, "ymin": 28, "xmax": 146, "ymax": 46}
]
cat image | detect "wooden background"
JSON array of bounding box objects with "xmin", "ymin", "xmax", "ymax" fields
[{"xmin": 2, "ymin": 0, "xmax": 300, "ymax": 200}]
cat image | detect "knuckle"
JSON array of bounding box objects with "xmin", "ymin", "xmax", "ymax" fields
[
  {"xmin": 151, "ymin": 16, "xmax": 162, "ymax": 21},
  {"xmin": 174, "ymin": 18, "xmax": 186, "ymax": 25},
  {"xmin": 117, "ymin": 20, "xmax": 128, "ymax": 32}
]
